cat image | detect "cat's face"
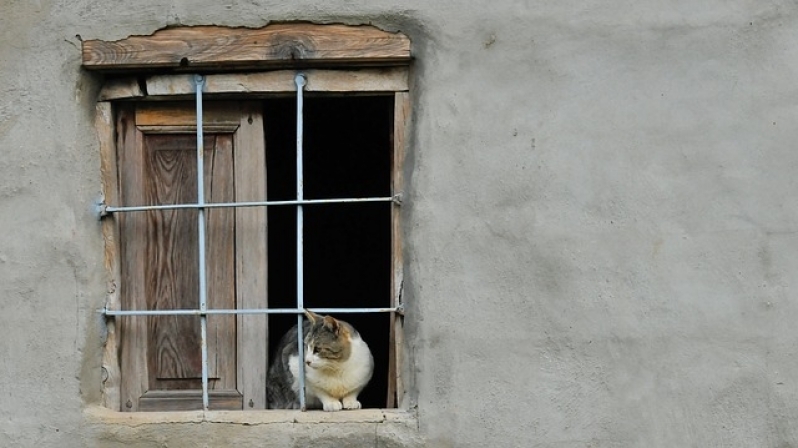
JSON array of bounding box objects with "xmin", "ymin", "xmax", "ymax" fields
[{"xmin": 303, "ymin": 312, "xmax": 352, "ymax": 370}]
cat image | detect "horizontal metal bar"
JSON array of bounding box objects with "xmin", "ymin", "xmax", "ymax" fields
[
  {"xmin": 102, "ymin": 306, "xmax": 402, "ymax": 316},
  {"xmin": 102, "ymin": 196, "xmax": 398, "ymax": 214}
]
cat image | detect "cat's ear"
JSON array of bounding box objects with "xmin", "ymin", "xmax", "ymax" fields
[
  {"xmin": 304, "ymin": 309, "xmax": 323, "ymax": 324},
  {"xmin": 322, "ymin": 315, "xmax": 340, "ymax": 335}
]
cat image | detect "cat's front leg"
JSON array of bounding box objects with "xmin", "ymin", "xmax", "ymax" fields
[
  {"xmin": 313, "ymin": 391, "xmax": 343, "ymax": 412},
  {"xmin": 321, "ymin": 399, "xmax": 343, "ymax": 412},
  {"xmin": 342, "ymin": 393, "xmax": 362, "ymax": 410}
]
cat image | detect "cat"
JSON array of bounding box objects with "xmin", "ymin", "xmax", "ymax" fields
[{"xmin": 266, "ymin": 310, "xmax": 374, "ymax": 411}]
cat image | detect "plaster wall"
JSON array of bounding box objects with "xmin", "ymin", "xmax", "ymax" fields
[{"xmin": 2, "ymin": 1, "xmax": 798, "ymax": 447}]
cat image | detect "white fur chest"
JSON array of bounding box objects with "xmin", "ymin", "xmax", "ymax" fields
[{"xmin": 288, "ymin": 336, "xmax": 374, "ymax": 401}]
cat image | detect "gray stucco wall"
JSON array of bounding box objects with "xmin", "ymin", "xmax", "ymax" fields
[{"xmin": 2, "ymin": 1, "xmax": 798, "ymax": 447}]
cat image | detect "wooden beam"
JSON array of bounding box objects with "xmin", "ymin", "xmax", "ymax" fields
[
  {"xmin": 139, "ymin": 390, "xmax": 243, "ymax": 412},
  {"xmin": 98, "ymin": 77, "xmax": 144, "ymax": 101},
  {"xmin": 97, "ymin": 101, "xmax": 122, "ymax": 411},
  {"xmin": 135, "ymin": 101, "xmax": 242, "ymax": 127},
  {"xmin": 394, "ymin": 92, "xmax": 409, "ymax": 408},
  {"xmin": 117, "ymin": 103, "xmax": 148, "ymax": 412},
  {"xmin": 147, "ymin": 68, "xmax": 408, "ymax": 97},
  {"xmin": 234, "ymin": 103, "xmax": 268, "ymax": 410},
  {"xmin": 387, "ymin": 91, "xmax": 409, "ymax": 408},
  {"xmin": 82, "ymin": 24, "xmax": 411, "ymax": 71}
]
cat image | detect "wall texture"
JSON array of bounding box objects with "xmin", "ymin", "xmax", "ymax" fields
[{"xmin": 2, "ymin": 0, "xmax": 798, "ymax": 446}]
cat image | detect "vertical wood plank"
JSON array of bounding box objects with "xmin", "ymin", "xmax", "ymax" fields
[
  {"xmin": 235, "ymin": 102, "xmax": 268, "ymax": 409},
  {"xmin": 395, "ymin": 92, "xmax": 409, "ymax": 407},
  {"xmin": 145, "ymin": 137, "xmax": 205, "ymax": 384},
  {"xmin": 387, "ymin": 318, "xmax": 396, "ymax": 408},
  {"xmin": 142, "ymin": 133, "xmax": 237, "ymax": 388},
  {"xmin": 205, "ymin": 135, "xmax": 238, "ymax": 391},
  {"xmin": 97, "ymin": 101, "xmax": 122, "ymax": 411},
  {"xmin": 394, "ymin": 312, "xmax": 405, "ymax": 407},
  {"xmin": 118, "ymin": 104, "xmax": 148, "ymax": 411},
  {"xmin": 387, "ymin": 91, "xmax": 409, "ymax": 408}
]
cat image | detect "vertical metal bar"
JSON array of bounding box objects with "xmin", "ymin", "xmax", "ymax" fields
[
  {"xmin": 295, "ymin": 73, "xmax": 307, "ymax": 411},
  {"xmin": 194, "ymin": 75, "xmax": 210, "ymax": 412}
]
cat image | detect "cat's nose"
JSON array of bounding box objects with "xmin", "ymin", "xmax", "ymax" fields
[{"xmin": 305, "ymin": 360, "xmax": 311, "ymax": 366}]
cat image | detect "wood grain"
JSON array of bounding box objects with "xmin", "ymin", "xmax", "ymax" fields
[
  {"xmin": 99, "ymin": 77, "xmax": 144, "ymax": 101},
  {"xmin": 146, "ymin": 68, "xmax": 408, "ymax": 97},
  {"xmin": 139, "ymin": 390, "xmax": 242, "ymax": 412},
  {"xmin": 144, "ymin": 135, "xmax": 206, "ymax": 383},
  {"xmin": 117, "ymin": 103, "xmax": 148, "ymax": 411},
  {"xmin": 97, "ymin": 101, "xmax": 122, "ymax": 411},
  {"xmin": 394, "ymin": 314, "xmax": 406, "ymax": 408},
  {"xmin": 118, "ymin": 102, "xmax": 256, "ymax": 411},
  {"xmin": 82, "ymin": 24, "xmax": 411, "ymax": 71},
  {"xmin": 136, "ymin": 102, "xmax": 241, "ymax": 127},
  {"xmin": 234, "ymin": 103, "xmax": 268, "ymax": 410},
  {"xmin": 141, "ymin": 133, "xmax": 238, "ymax": 387},
  {"xmin": 204, "ymin": 135, "xmax": 237, "ymax": 392},
  {"xmin": 387, "ymin": 91, "xmax": 409, "ymax": 407}
]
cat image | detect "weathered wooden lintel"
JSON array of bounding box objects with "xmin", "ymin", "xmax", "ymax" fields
[{"xmin": 82, "ymin": 24, "xmax": 411, "ymax": 72}]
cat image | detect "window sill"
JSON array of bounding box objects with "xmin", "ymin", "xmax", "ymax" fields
[
  {"xmin": 83, "ymin": 405, "xmax": 421, "ymax": 447},
  {"xmin": 84, "ymin": 405, "xmax": 415, "ymax": 426}
]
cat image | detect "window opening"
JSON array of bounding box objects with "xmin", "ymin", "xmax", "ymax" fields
[
  {"xmin": 100, "ymin": 74, "xmax": 402, "ymax": 411},
  {"xmin": 265, "ymin": 94, "xmax": 394, "ymax": 408}
]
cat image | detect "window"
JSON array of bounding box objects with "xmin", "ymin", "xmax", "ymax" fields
[{"xmin": 87, "ymin": 24, "xmax": 410, "ymax": 412}]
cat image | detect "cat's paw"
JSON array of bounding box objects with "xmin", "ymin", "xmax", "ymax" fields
[
  {"xmin": 342, "ymin": 398, "xmax": 362, "ymax": 410},
  {"xmin": 321, "ymin": 400, "xmax": 343, "ymax": 412}
]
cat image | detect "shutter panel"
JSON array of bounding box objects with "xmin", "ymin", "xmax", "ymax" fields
[{"xmin": 117, "ymin": 102, "xmax": 267, "ymax": 411}]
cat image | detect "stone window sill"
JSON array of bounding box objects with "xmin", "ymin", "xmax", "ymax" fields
[
  {"xmin": 84, "ymin": 405, "xmax": 415, "ymax": 426},
  {"xmin": 83, "ymin": 406, "xmax": 421, "ymax": 447}
]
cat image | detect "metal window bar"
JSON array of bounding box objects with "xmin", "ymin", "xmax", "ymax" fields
[
  {"xmin": 101, "ymin": 72, "xmax": 402, "ymax": 412},
  {"xmin": 295, "ymin": 73, "xmax": 308, "ymax": 411},
  {"xmin": 194, "ymin": 75, "xmax": 210, "ymax": 411},
  {"xmin": 103, "ymin": 307, "xmax": 403, "ymax": 316},
  {"xmin": 100, "ymin": 196, "xmax": 399, "ymax": 215}
]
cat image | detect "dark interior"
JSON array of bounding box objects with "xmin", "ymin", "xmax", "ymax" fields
[{"xmin": 264, "ymin": 95, "xmax": 393, "ymax": 408}]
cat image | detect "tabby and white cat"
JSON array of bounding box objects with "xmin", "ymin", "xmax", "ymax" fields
[{"xmin": 266, "ymin": 310, "xmax": 374, "ymax": 411}]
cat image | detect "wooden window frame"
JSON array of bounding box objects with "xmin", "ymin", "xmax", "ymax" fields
[{"xmin": 89, "ymin": 24, "xmax": 410, "ymax": 412}]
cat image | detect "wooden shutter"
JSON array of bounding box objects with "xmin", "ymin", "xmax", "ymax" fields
[{"xmin": 116, "ymin": 102, "xmax": 267, "ymax": 411}]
